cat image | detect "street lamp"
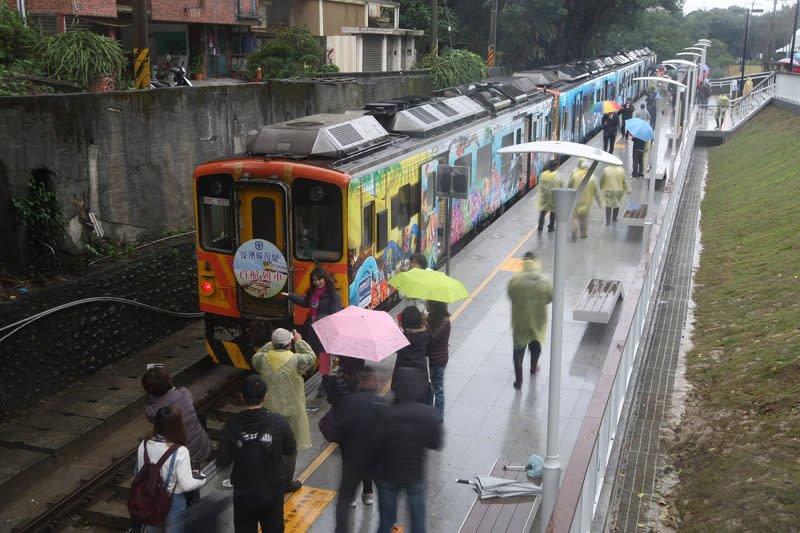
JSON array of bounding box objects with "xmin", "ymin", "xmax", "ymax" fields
[
  {"xmin": 740, "ymin": 6, "xmax": 764, "ymax": 98},
  {"xmin": 496, "ymin": 141, "xmax": 622, "ymax": 533}
]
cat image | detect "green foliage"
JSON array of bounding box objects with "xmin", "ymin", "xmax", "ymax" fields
[
  {"xmin": 36, "ymin": 28, "xmax": 126, "ymax": 87},
  {"xmin": 0, "ymin": 3, "xmax": 40, "ymax": 66},
  {"xmin": 423, "ymin": 48, "xmax": 487, "ymax": 90},
  {"xmin": 85, "ymin": 237, "xmax": 135, "ymax": 259},
  {"xmin": 398, "ymin": 0, "xmax": 468, "ymax": 53},
  {"xmin": 11, "ymin": 172, "xmax": 66, "ymax": 272},
  {"xmin": 246, "ymin": 26, "xmax": 324, "ymax": 79},
  {"xmin": 190, "ymin": 52, "xmax": 204, "ymax": 75},
  {"xmin": 320, "ymin": 62, "xmax": 339, "ymax": 73}
]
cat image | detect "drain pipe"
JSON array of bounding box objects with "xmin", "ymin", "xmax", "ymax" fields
[{"xmin": 18, "ymin": 0, "xmax": 27, "ymax": 22}]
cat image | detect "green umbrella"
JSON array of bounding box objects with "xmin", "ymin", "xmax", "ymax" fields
[{"xmin": 387, "ymin": 269, "xmax": 469, "ymax": 303}]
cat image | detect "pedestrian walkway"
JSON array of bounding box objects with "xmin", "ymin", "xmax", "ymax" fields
[{"xmin": 195, "ymin": 110, "xmax": 679, "ymax": 531}]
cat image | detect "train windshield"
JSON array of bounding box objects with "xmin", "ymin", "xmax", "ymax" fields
[
  {"xmin": 197, "ymin": 174, "xmax": 234, "ymax": 253},
  {"xmin": 292, "ymin": 179, "xmax": 343, "ymax": 262}
]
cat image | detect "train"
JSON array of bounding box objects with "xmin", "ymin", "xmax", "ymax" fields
[{"xmin": 193, "ymin": 48, "xmax": 656, "ymax": 369}]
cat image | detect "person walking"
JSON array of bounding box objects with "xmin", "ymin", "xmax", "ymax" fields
[
  {"xmin": 634, "ymin": 103, "xmax": 650, "ymax": 122},
  {"xmin": 142, "ymin": 367, "xmax": 212, "ymax": 466},
  {"xmin": 536, "ymin": 160, "xmax": 563, "ymax": 233},
  {"xmin": 373, "ymin": 366, "xmax": 443, "ymax": 533},
  {"xmin": 251, "ymin": 328, "xmax": 316, "ymax": 492},
  {"xmin": 646, "ymin": 91, "xmax": 657, "ymax": 128},
  {"xmin": 135, "ymin": 406, "xmax": 207, "ymax": 533},
  {"xmin": 216, "ymin": 375, "xmax": 297, "ymax": 533},
  {"xmin": 631, "ymin": 136, "xmax": 647, "ymax": 178},
  {"xmin": 282, "ymin": 265, "xmax": 342, "ymax": 398},
  {"xmin": 506, "ymin": 252, "xmax": 553, "ymax": 390},
  {"xmin": 715, "ymin": 93, "xmax": 730, "ymax": 129},
  {"xmin": 425, "ymin": 300, "xmax": 451, "ymax": 421},
  {"xmin": 619, "ymin": 97, "xmax": 634, "ymax": 138},
  {"xmin": 602, "ymin": 112, "xmax": 618, "ymax": 153},
  {"xmin": 567, "ymin": 159, "xmax": 604, "ymax": 241},
  {"xmin": 333, "ymin": 365, "xmax": 387, "ymax": 532},
  {"xmin": 391, "ymin": 306, "xmax": 430, "ymax": 387},
  {"xmin": 598, "ymin": 163, "xmax": 632, "ymax": 224}
]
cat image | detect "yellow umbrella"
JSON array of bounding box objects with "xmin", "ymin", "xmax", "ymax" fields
[{"xmin": 387, "ymin": 269, "xmax": 469, "ymax": 303}]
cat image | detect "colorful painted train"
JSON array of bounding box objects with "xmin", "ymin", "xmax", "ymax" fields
[{"xmin": 193, "ymin": 48, "xmax": 656, "ymax": 369}]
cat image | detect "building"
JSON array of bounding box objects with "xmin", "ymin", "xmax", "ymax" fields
[{"xmin": 7, "ymin": 0, "xmax": 423, "ymax": 77}]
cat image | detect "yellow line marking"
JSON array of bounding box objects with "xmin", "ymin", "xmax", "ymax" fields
[
  {"xmin": 282, "ymin": 486, "xmax": 337, "ymax": 532},
  {"xmin": 501, "ymin": 257, "xmax": 525, "ymax": 272},
  {"xmin": 450, "ymin": 224, "xmax": 539, "ymax": 321}
]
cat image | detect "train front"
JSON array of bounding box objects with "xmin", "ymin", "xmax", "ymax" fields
[{"xmin": 192, "ymin": 116, "xmax": 368, "ymax": 370}]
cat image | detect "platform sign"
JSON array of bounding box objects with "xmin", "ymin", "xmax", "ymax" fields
[{"xmin": 233, "ymin": 239, "xmax": 288, "ymax": 298}]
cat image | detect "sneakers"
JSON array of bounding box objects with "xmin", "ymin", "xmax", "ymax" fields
[
  {"xmin": 349, "ymin": 498, "xmax": 357, "ymax": 508},
  {"xmin": 285, "ymin": 479, "xmax": 302, "ymax": 493},
  {"xmin": 362, "ymin": 492, "xmax": 374, "ymax": 505}
]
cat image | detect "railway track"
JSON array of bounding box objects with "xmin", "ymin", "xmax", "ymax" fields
[{"xmin": 4, "ymin": 355, "xmax": 246, "ymax": 533}]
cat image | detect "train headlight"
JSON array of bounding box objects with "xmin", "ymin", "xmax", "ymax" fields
[{"xmin": 310, "ymin": 185, "xmax": 326, "ymax": 201}]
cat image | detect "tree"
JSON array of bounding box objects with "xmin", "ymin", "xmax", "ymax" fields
[
  {"xmin": 423, "ymin": 48, "xmax": 487, "ymax": 89},
  {"xmin": 0, "ymin": 3, "xmax": 40, "ymax": 66},
  {"xmin": 399, "ymin": 0, "xmax": 469, "ymax": 54},
  {"xmin": 246, "ymin": 26, "xmax": 325, "ymax": 79}
]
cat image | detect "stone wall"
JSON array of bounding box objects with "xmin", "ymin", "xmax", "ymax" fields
[{"xmin": 0, "ymin": 75, "xmax": 432, "ymax": 273}]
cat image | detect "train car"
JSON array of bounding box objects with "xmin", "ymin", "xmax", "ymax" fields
[{"xmin": 193, "ymin": 48, "xmax": 655, "ymax": 370}]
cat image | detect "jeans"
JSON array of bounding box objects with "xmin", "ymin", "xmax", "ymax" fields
[
  {"xmin": 376, "ymin": 480, "xmax": 426, "ymax": 533},
  {"xmin": 429, "ymin": 365, "xmax": 446, "ymax": 421},
  {"xmin": 143, "ymin": 493, "xmax": 186, "ymax": 533}
]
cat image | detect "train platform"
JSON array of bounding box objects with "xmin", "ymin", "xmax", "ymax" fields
[{"xmin": 196, "ymin": 102, "xmax": 687, "ymax": 531}]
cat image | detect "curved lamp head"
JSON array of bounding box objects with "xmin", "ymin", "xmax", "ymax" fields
[{"xmin": 497, "ymin": 141, "xmax": 622, "ymax": 166}]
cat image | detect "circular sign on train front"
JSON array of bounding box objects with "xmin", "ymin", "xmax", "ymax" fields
[{"xmin": 233, "ymin": 239, "xmax": 289, "ymax": 298}]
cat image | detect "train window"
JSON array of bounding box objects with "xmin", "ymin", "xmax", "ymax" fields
[
  {"xmin": 251, "ymin": 197, "xmax": 276, "ymax": 244},
  {"xmin": 500, "ymin": 133, "xmax": 514, "ymax": 174},
  {"xmin": 477, "ymin": 144, "xmax": 491, "ymax": 179},
  {"xmin": 410, "ymin": 181, "xmax": 420, "ymax": 218},
  {"xmin": 292, "ymin": 179, "xmax": 342, "ymax": 261},
  {"xmin": 362, "ymin": 202, "xmax": 374, "ymax": 250},
  {"xmin": 197, "ymin": 174, "xmax": 234, "ymax": 253},
  {"xmin": 377, "ymin": 209, "xmax": 388, "ymax": 251},
  {"xmin": 455, "ymin": 152, "xmax": 472, "ymax": 178},
  {"xmin": 391, "ymin": 184, "xmax": 411, "ymax": 229}
]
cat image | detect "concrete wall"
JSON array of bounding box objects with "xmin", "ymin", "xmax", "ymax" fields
[{"xmin": 0, "ymin": 74, "xmax": 431, "ymax": 273}]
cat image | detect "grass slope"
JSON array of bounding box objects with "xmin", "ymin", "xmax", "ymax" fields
[{"xmin": 669, "ymin": 105, "xmax": 800, "ymax": 531}]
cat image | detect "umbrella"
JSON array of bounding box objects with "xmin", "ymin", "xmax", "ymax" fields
[
  {"xmin": 701, "ymin": 63, "xmax": 710, "ymax": 74},
  {"xmin": 624, "ymin": 117, "xmax": 654, "ymax": 141},
  {"xmin": 387, "ymin": 269, "xmax": 469, "ymax": 303},
  {"xmin": 457, "ymin": 475, "xmax": 542, "ymax": 499},
  {"xmin": 590, "ymin": 100, "xmax": 622, "ymax": 114},
  {"xmin": 778, "ymin": 57, "xmax": 800, "ymax": 67},
  {"xmin": 311, "ymin": 306, "xmax": 409, "ymax": 361}
]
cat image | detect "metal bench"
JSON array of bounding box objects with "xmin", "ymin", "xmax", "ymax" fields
[
  {"xmin": 458, "ymin": 459, "xmax": 540, "ymax": 533},
  {"xmin": 572, "ymin": 279, "xmax": 625, "ymax": 323},
  {"xmin": 621, "ymin": 202, "xmax": 648, "ymax": 226}
]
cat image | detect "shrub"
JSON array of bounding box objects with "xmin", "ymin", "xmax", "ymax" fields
[
  {"xmin": 246, "ymin": 26, "xmax": 324, "ymax": 79},
  {"xmin": 37, "ymin": 28, "xmax": 126, "ymax": 88},
  {"xmin": 423, "ymin": 48, "xmax": 487, "ymax": 90}
]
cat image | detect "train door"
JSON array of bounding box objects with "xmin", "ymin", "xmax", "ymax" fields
[
  {"xmin": 572, "ymin": 94, "xmax": 582, "ymax": 142},
  {"xmin": 527, "ymin": 118, "xmax": 537, "ymax": 190},
  {"xmin": 234, "ymin": 182, "xmax": 291, "ymax": 319}
]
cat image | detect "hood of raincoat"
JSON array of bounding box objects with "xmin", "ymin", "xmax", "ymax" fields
[{"xmin": 392, "ymin": 366, "xmax": 429, "ymax": 403}]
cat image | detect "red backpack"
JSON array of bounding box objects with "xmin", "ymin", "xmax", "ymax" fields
[{"xmin": 128, "ymin": 439, "xmax": 180, "ymax": 525}]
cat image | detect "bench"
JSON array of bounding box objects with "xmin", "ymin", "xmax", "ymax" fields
[
  {"xmin": 458, "ymin": 459, "xmax": 540, "ymax": 533},
  {"xmin": 572, "ymin": 279, "xmax": 625, "ymax": 323},
  {"xmin": 621, "ymin": 202, "xmax": 648, "ymax": 226}
]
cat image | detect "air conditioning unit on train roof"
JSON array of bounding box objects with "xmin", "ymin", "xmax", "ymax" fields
[
  {"xmin": 246, "ymin": 114, "xmax": 390, "ymax": 158},
  {"xmin": 389, "ymin": 95, "xmax": 487, "ymax": 136}
]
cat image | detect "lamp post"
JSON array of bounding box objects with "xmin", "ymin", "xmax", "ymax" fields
[
  {"xmin": 740, "ymin": 7, "xmax": 764, "ymax": 98},
  {"xmin": 496, "ymin": 141, "xmax": 622, "ymax": 533}
]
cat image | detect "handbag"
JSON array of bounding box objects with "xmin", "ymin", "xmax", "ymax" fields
[{"xmin": 318, "ymin": 406, "xmax": 338, "ymax": 442}]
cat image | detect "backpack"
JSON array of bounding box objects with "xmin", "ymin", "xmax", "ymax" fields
[
  {"xmin": 318, "ymin": 405, "xmax": 338, "ymax": 443},
  {"xmin": 128, "ymin": 439, "xmax": 179, "ymax": 525},
  {"xmin": 229, "ymin": 419, "xmax": 279, "ymax": 507}
]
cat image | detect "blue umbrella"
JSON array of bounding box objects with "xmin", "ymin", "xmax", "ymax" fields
[{"xmin": 624, "ymin": 118, "xmax": 654, "ymax": 141}]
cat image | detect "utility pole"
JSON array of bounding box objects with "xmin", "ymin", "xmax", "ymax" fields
[
  {"xmin": 431, "ymin": 0, "xmax": 438, "ymax": 56},
  {"xmin": 790, "ymin": 0, "xmax": 799, "ymax": 68},
  {"xmin": 739, "ymin": 7, "xmax": 763, "ymax": 98},
  {"xmin": 134, "ymin": 0, "xmax": 150, "ymax": 89},
  {"xmin": 488, "ymin": 0, "xmax": 498, "ymax": 68}
]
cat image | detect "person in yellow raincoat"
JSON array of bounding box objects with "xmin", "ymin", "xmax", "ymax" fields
[
  {"xmin": 252, "ymin": 327, "xmax": 317, "ymax": 492},
  {"xmin": 598, "ymin": 163, "xmax": 632, "ymax": 225},
  {"xmin": 536, "ymin": 159, "xmax": 563, "ymax": 233},
  {"xmin": 715, "ymin": 93, "xmax": 730, "ymax": 129},
  {"xmin": 567, "ymin": 159, "xmax": 604, "ymax": 240},
  {"xmin": 507, "ymin": 252, "xmax": 553, "ymax": 389},
  {"xmin": 743, "ymin": 77, "xmax": 753, "ymax": 96}
]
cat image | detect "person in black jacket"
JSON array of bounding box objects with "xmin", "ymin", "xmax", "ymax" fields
[
  {"xmin": 374, "ymin": 366, "xmax": 443, "ymax": 533},
  {"xmin": 618, "ymin": 97, "xmax": 634, "ymax": 138},
  {"xmin": 602, "ymin": 112, "xmax": 619, "ymax": 153},
  {"xmin": 216, "ymin": 375, "xmax": 297, "ymax": 533},
  {"xmin": 391, "ymin": 306, "xmax": 430, "ymax": 402},
  {"xmin": 282, "ymin": 265, "xmax": 343, "ymax": 398},
  {"xmin": 333, "ymin": 365, "xmax": 387, "ymax": 532}
]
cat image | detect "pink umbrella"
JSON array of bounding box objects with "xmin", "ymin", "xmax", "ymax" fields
[
  {"xmin": 778, "ymin": 57, "xmax": 800, "ymax": 66},
  {"xmin": 311, "ymin": 306, "xmax": 409, "ymax": 361}
]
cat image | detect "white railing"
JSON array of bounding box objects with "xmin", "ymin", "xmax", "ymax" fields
[{"xmin": 547, "ymin": 71, "xmax": 800, "ymax": 533}]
